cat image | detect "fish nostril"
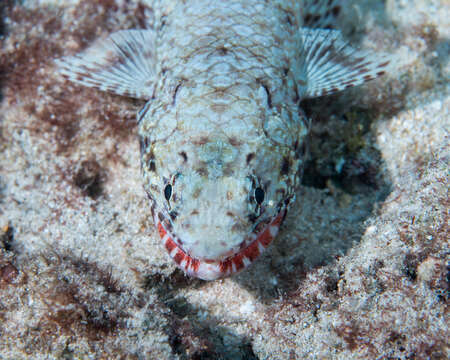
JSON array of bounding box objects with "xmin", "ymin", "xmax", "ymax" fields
[{"xmin": 182, "ymin": 223, "xmax": 191, "ymax": 229}]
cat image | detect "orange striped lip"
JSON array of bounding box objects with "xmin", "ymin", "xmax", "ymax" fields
[{"xmin": 155, "ymin": 209, "xmax": 286, "ymax": 280}]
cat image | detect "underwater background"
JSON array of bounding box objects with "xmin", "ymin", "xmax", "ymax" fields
[{"xmin": 0, "ymin": 0, "xmax": 448, "ymax": 359}]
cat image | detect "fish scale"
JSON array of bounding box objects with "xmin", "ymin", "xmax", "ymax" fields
[{"xmin": 57, "ymin": 0, "xmax": 390, "ymax": 280}]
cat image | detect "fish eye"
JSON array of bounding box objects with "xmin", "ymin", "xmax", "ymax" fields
[
  {"xmin": 255, "ymin": 187, "xmax": 265, "ymax": 205},
  {"xmin": 164, "ymin": 184, "xmax": 172, "ymax": 201}
]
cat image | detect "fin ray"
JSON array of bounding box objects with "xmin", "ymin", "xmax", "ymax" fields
[
  {"xmin": 56, "ymin": 29, "xmax": 156, "ymax": 99},
  {"xmin": 298, "ymin": 29, "xmax": 391, "ymax": 98}
]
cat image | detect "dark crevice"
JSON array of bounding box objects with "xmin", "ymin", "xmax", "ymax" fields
[
  {"xmin": 73, "ymin": 160, "xmax": 105, "ymax": 200},
  {"xmin": 0, "ymin": 224, "xmax": 14, "ymax": 252}
]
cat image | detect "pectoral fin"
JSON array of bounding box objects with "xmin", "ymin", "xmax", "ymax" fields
[
  {"xmin": 297, "ymin": 29, "xmax": 391, "ymax": 99},
  {"xmin": 57, "ymin": 30, "xmax": 157, "ymax": 100}
]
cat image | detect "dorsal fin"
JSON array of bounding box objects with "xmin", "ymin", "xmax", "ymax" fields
[
  {"xmin": 302, "ymin": 0, "xmax": 342, "ymax": 29},
  {"xmin": 56, "ymin": 30, "xmax": 156, "ymax": 100},
  {"xmin": 297, "ymin": 29, "xmax": 391, "ymax": 99}
]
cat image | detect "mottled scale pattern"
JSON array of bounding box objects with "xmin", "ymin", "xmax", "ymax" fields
[{"xmin": 57, "ymin": 0, "xmax": 390, "ymax": 280}]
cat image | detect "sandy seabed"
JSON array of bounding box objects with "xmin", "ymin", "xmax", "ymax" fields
[{"xmin": 0, "ymin": 0, "xmax": 448, "ymax": 359}]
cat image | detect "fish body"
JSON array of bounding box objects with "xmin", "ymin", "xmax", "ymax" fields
[{"xmin": 58, "ymin": 0, "xmax": 390, "ymax": 280}]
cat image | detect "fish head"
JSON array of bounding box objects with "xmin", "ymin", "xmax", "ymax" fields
[{"xmin": 139, "ymin": 82, "xmax": 309, "ymax": 279}]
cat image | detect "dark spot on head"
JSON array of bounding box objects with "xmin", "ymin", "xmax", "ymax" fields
[
  {"xmin": 216, "ymin": 46, "xmax": 228, "ymax": 55},
  {"xmin": 226, "ymin": 211, "xmax": 234, "ymax": 217},
  {"xmin": 191, "ymin": 209, "xmax": 199, "ymax": 216},
  {"xmin": 246, "ymin": 153, "xmax": 255, "ymax": 165},
  {"xmin": 193, "ymin": 136, "xmax": 209, "ymax": 145},
  {"xmin": 179, "ymin": 151, "xmax": 188, "ymax": 162},
  {"xmin": 196, "ymin": 167, "xmax": 208, "ymax": 177},
  {"xmin": 281, "ymin": 157, "xmax": 290, "ymax": 176},
  {"xmin": 73, "ymin": 160, "xmax": 104, "ymax": 199},
  {"xmin": 229, "ymin": 137, "xmax": 241, "ymax": 147}
]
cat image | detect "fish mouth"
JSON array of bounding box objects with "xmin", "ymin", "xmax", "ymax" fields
[{"xmin": 155, "ymin": 209, "xmax": 287, "ymax": 280}]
